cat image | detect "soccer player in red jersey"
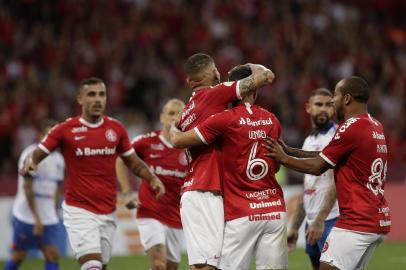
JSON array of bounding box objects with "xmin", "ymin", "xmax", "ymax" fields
[
  {"xmin": 22, "ymin": 78, "xmax": 165, "ymax": 270},
  {"xmin": 175, "ymin": 53, "xmax": 275, "ymax": 270},
  {"xmin": 116, "ymin": 99, "xmax": 187, "ymax": 270},
  {"xmin": 171, "ymin": 65, "xmax": 288, "ymax": 270},
  {"xmin": 265, "ymin": 76, "xmax": 391, "ymax": 270}
]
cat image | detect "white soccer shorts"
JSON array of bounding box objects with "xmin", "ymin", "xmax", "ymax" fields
[
  {"xmin": 63, "ymin": 203, "xmax": 116, "ymax": 264},
  {"xmin": 219, "ymin": 212, "xmax": 288, "ymax": 270},
  {"xmin": 180, "ymin": 190, "xmax": 224, "ymax": 267},
  {"xmin": 320, "ymin": 227, "xmax": 386, "ymax": 270},
  {"xmin": 136, "ymin": 218, "xmax": 184, "ymax": 263}
]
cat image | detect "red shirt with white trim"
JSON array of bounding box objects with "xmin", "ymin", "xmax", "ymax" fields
[
  {"xmin": 196, "ymin": 103, "xmax": 285, "ymax": 221},
  {"xmin": 320, "ymin": 114, "xmax": 391, "ymax": 234},
  {"xmin": 133, "ymin": 131, "xmax": 187, "ymax": 228},
  {"xmin": 177, "ymin": 81, "xmax": 241, "ymax": 193},
  {"xmin": 39, "ymin": 115, "xmax": 134, "ymax": 214}
]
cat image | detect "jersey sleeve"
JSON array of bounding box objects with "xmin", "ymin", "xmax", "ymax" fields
[
  {"xmin": 131, "ymin": 136, "xmax": 148, "ymax": 159},
  {"xmin": 38, "ymin": 123, "xmax": 64, "ymax": 154},
  {"xmin": 206, "ymin": 81, "xmax": 241, "ymax": 105},
  {"xmin": 320, "ymin": 122, "xmax": 358, "ymax": 167},
  {"xmin": 117, "ymin": 123, "xmax": 135, "ymax": 157},
  {"xmin": 194, "ymin": 111, "xmax": 231, "ymax": 144}
]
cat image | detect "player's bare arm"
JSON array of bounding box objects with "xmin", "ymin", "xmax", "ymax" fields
[
  {"xmin": 264, "ymin": 137, "xmax": 331, "ymax": 175},
  {"xmin": 307, "ymin": 184, "xmax": 337, "ymax": 246},
  {"xmin": 274, "ymin": 138, "xmax": 320, "ymax": 158},
  {"xmin": 23, "ymin": 175, "xmax": 44, "ymax": 236},
  {"xmin": 115, "ymin": 157, "xmax": 140, "ymax": 209},
  {"xmin": 169, "ymin": 123, "xmax": 203, "ymax": 148},
  {"xmin": 121, "ymin": 153, "xmax": 166, "ymax": 199},
  {"xmin": 238, "ymin": 64, "xmax": 275, "ymax": 97},
  {"xmin": 21, "ymin": 148, "xmax": 49, "ymax": 177},
  {"xmin": 288, "ymin": 194, "xmax": 306, "ymax": 251}
]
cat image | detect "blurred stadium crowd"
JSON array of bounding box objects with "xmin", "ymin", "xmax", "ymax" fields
[{"xmin": 0, "ymin": 0, "xmax": 405, "ymax": 182}]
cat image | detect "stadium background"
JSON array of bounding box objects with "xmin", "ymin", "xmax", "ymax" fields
[{"xmin": 0, "ymin": 0, "xmax": 405, "ymax": 269}]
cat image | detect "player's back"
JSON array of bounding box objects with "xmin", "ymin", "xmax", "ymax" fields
[
  {"xmin": 178, "ymin": 81, "xmax": 240, "ymax": 192},
  {"xmin": 321, "ymin": 113, "xmax": 390, "ymax": 233},
  {"xmin": 219, "ymin": 103, "xmax": 285, "ymax": 221}
]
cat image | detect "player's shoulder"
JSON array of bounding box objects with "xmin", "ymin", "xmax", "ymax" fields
[
  {"xmin": 131, "ymin": 130, "xmax": 159, "ymax": 144},
  {"xmin": 105, "ymin": 116, "xmax": 125, "ymax": 127}
]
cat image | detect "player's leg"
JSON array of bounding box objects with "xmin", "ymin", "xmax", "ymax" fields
[
  {"xmin": 218, "ymin": 217, "xmax": 257, "ymax": 270},
  {"xmin": 180, "ymin": 191, "xmax": 224, "ymax": 270},
  {"xmin": 165, "ymin": 227, "xmax": 184, "ymax": 270},
  {"xmin": 136, "ymin": 218, "xmax": 167, "ymax": 270},
  {"xmin": 353, "ymin": 234, "xmax": 385, "ymax": 270},
  {"xmin": 255, "ymin": 212, "xmax": 288, "ymax": 270},
  {"xmin": 99, "ymin": 216, "xmax": 117, "ymax": 270},
  {"xmin": 40, "ymin": 224, "xmax": 60, "ymax": 270},
  {"xmin": 63, "ymin": 203, "xmax": 103, "ymax": 270},
  {"xmin": 319, "ymin": 227, "xmax": 384, "ymax": 270}
]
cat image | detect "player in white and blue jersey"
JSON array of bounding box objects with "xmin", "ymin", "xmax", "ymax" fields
[
  {"xmin": 283, "ymin": 88, "xmax": 339, "ymax": 270},
  {"xmin": 4, "ymin": 120, "xmax": 65, "ymax": 270}
]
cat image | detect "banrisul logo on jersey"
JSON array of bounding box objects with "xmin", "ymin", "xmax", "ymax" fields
[{"xmin": 75, "ymin": 147, "xmax": 116, "ymax": 156}]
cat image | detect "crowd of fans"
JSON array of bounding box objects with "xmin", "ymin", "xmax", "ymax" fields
[{"xmin": 0, "ymin": 0, "xmax": 405, "ymax": 182}]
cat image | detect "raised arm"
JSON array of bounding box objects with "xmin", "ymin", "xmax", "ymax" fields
[
  {"xmin": 169, "ymin": 123, "xmax": 205, "ymax": 149},
  {"xmin": 238, "ymin": 64, "xmax": 275, "ymax": 97},
  {"xmin": 274, "ymin": 138, "xmax": 320, "ymax": 158}
]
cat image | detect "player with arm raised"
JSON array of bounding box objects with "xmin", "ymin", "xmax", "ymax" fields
[
  {"xmin": 116, "ymin": 99, "xmax": 187, "ymax": 270},
  {"xmin": 265, "ymin": 77, "xmax": 391, "ymax": 270},
  {"xmin": 171, "ymin": 65, "xmax": 287, "ymax": 270},
  {"xmin": 285, "ymin": 88, "xmax": 339, "ymax": 270},
  {"xmin": 176, "ymin": 53, "xmax": 275, "ymax": 270},
  {"xmin": 22, "ymin": 78, "xmax": 165, "ymax": 270},
  {"xmin": 4, "ymin": 120, "xmax": 64, "ymax": 270}
]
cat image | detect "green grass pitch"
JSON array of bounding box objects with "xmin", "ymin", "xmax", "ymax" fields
[{"xmin": 1, "ymin": 242, "xmax": 405, "ymax": 269}]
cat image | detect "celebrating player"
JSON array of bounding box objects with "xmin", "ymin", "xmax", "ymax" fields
[
  {"xmin": 284, "ymin": 88, "xmax": 339, "ymax": 270},
  {"xmin": 4, "ymin": 120, "xmax": 64, "ymax": 270},
  {"xmin": 116, "ymin": 99, "xmax": 187, "ymax": 270},
  {"xmin": 175, "ymin": 53, "xmax": 275, "ymax": 270},
  {"xmin": 22, "ymin": 78, "xmax": 165, "ymax": 270},
  {"xmin": 171, "ymin": 65, "xmax": 287, "ymax": 270},
  {"xmin": 265, "ymin": 77, "xmax": 391, "ymax": 270}
]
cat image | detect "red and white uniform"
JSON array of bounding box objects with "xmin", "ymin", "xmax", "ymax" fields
[
  {"xmin": 132, "ymin": 131, "xmax": 187, "ymax": 263},
  {"xmin": 39, "ymin": 116, "xmax": 134, "ymax": 261},
  {"xmin": 133, "ymin": 131, "xmax": 187, "ymax": 228},
  {"xmin": 177, "ymin": 81, "xmax": 241, "ymax": 267},
  {"xmin": 178, "ymin": 81, "xmax": 241, "ymax": 192},
  {"xmin": 196, "ymin": 103, "xmax": 287, "ymax": 270},
  {"xmin": 319, "ymin": 113, "xmax": 390, "ymax": 269}
]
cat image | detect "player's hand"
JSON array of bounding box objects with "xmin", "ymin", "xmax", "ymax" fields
[
  {"xmin": 33, "ymin": 220, "xmax": 44, "ymax": 236},
  {"xmin": 21, "ymin": 157, "xmax": 38, "ymax": 177},
  {"xmin": 287, "ymin": 229, "xmax": 299, "ymax": 252},
  {"xmin": 306, "ymin": 219, "xmax": 324, "ymax": 246},
  {"xmin": 150, "ymin": 177, "xmax": 166, "ymax": 199},
  {"xmin": 263, "ymin": 137, "xmax": 288, "ymax": 163},
  {"xmin": 123, "ymin": 191, "xmax": 141, "ymax": 209}
]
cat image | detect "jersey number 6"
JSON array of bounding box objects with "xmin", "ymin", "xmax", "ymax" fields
[{"xmin": 246, "ymin": 142, "xmax": 269, "ymax": 181}]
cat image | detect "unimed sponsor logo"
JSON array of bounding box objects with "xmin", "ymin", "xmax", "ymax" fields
[
  {"xmin": 75, "ymin": 147, "xmax": 116, "ymax": 156},
  {"xmin": 249, "ymin": 199, "xmax": 282, "ymax": 209},
  {"xmin": 248, "ymin": 213, "xmax": 281, "ymax": 221}
]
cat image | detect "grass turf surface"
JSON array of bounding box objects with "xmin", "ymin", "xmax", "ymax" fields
[{"xmin": 1, "ymin": 242, "xmax": 405, "ymax": 269}]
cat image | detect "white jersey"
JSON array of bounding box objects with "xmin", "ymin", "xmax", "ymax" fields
[
  {"xmin": 12, "ymin": 144, "xmax": 65, "ymax": 225},
  {"xmin": 302, "ymin": 123, "xmax": 339, "ymax": 224}
]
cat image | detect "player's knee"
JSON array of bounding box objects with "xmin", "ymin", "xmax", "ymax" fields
[
  {"xmin": 43, "ymin": 247, "xmax": 59, "ymax": 262},
  {"xmin": 80, "ymin": 260, "xmax": 103, "ymax": 270},
  {"xmin": 11, "ymin": 251, "xmax": 26, "ymax": 263},
  {"xmin": 151, "ymin": 259, "xmax": 166, "ymax": 270}
]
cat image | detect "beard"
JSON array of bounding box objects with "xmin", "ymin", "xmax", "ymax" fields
[{"xmin": 313, "ymin": 113, "xmax": 330, "ymax": 131}]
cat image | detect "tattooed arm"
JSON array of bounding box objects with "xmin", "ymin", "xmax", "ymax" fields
[{"xmin": 238, "ymin": 64, "xmax": 275, "ymax": 98}]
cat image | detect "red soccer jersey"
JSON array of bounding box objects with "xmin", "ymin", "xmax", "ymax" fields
[
  {"xmin": 39, "ymin": 116, "xmax": 134, "ymax": 214},
  {"xmin": 195, "ymin": 103, "xmax": 286, "ymax": 221},
  {"xmin": 133, "ymin": 131, "xmax": 187, "ymax": 228},
  {"xmin": 178, "ymin": 81, "xmax": 241, "ymax": 193},
  {"xmin": 320, "ymin": 114, "xmax": 391, "ymax": 234}
]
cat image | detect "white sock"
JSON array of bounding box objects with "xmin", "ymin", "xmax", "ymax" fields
[{"xmin": 81, "ymin": 260, "xmax": 102, "ymax": 270}]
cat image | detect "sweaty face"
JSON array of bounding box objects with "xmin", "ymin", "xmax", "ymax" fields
[
  {"xmin": 160, "ymin": 102, "xmax": 185, "ymax": 131},
  {"xmin": 333, "ymin": 82, "xmax": 345, "ymax": 122},
  {"xmin": 77, "ymin": 83, "xmax": 107, "ymax": 119},
  {"xmin": 307, "ymin": 95, "xmax": 334, "ymax": 130}
]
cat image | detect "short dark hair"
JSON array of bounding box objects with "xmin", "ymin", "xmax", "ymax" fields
[
  {"xmin": 309, "ymin": 88, "xmax": 332, "ymax": 98},
  {"xmin": 185, "ymin": 53, "xmax": 214, "ymax": 79},
  {"xmin": 340, "ymin": 76, "xmax": 370, "ymax": 103},
  {"xmin": 228, "ymin": 65, "xmax": 252, "ymax": 81},
  {"xmin": 40, "ymin": 119, "xmax": 58, "ymax": 133},
  {"xmin": 79, "ymin": 77, "xmax": 104, "ymax": 89}
]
